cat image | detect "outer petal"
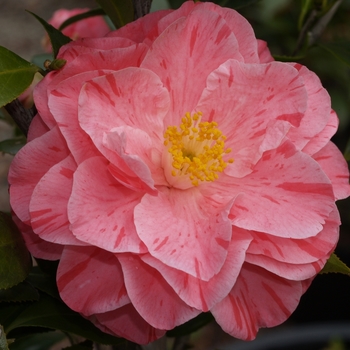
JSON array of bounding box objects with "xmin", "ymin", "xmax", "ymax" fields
[
  {"xmin": 209, "ymin": 141, "xmax": 334, "ymax": 238},
  {"xmin": 12, "ymin": 217, "xmax": 63, "ymax": 260},
  {"xmin": 118, "ymin": 254, "xmax": 200, "ymax": 330},
  {"xmin": 135, "ymin": 187, "xmax": 233, "ymax": 281},
  {"xmin": 27, "ymin": 114, "xmax": 49, "ymax": 142},
  {"xmin": 286, "ymin": 64, "xmax": 331, "ymax": 150},
  {"xmin": 257, "ymin": 40, "xmax": 274, "ymax": 63},
  {"xmin": 9, "ymin": 127, "xmax": 69, "ymax": 224},
  {"xmin": 247, "ymin": 207, "xmax": 340, "ymax": 264},
  {"xmin": 57, "ymin": 246, "xmax": 129, "ymax": 316},
  {"xmin": 197, "ymin": 60, "xmax": 307, "ymax": 177},
  {"xmin": 141, "ymin": 7, "xmax": 244, "ymax": 124},
  {"xmin": 68, "ymin": 156, "xmax": 146, "ymax": 253},
  {"xmin": 212, "ymin": 263, "xmax": 305, "ymax": 340},
  {"xmin": 92, "ymin": 304, "xmax": 166, "ymax": 344},
  {"xmin": 303, "ymin": 109, "xmax": 338, "ymax": 155},
  {"xmin": 29, "ymin": 155, "xmax": 84, "ymax": 246},
  {"xmin": 312, "ymin": 142, "xmax": 350, "ymax": 200},
  {"xmin": 141, "ymin": 226, "xmax": 252, "ymax": 311}
]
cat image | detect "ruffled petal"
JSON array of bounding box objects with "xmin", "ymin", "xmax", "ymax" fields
[
  {"xmin": 68, "ymin": 156, "xmax": 145, "ymax": 253},
  {"xmin": 141, "ymin": 226, "xmax": 252, "ymax": 311},
  {"xmin": 118, "ymin": 254, "xmax": 200, "ymax": 329},
  {"xmin": 29, "ymin": 155, "xmax": 84, "ymax": 246},
  {"xmin": 141, "ymin": 7, "xmax": 244, "ymax": 124},
  {"xmin": 9, "ymin": 126, "xmax": 69, "ymax": 224},
  {"xmin": 92, "ymin": 304, "xmax": 166, "ymax": 344},
  {"xmin": 212, "ymin": 263, "xmax": 305, "ymax": 340},
  {"xmin": 135, "ymin": 187, "xmax": 233, "ymax": 281},
  {"xmin": 313, "ymin": 142, "xmax": 350, "ymax": 200},
  {"xmin": 57, "ymin": 246, "xmax": 129, "ymax": 316},
  {"xmin": 197, "ymin": 60, "xmax": 307, "ymax": 177}
]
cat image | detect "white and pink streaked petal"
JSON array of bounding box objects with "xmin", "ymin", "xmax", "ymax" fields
[
  {"xmin": 200, "ymin": 2, "xmax": 260, "ymax": 63},
  {"xmin": 78, "ymin": 67, "xmax": 169, "ymax": 155},
  {"xmin": 57, "ymin": 246, "xmax": 129, "ymax": 316},
  {"xmin": 93, "ymin": 304, "xmax": 166, "ymax": 344},
  {"xmin": 12, "ymin": 217, "xmax": 63, "ymax": 260},
  {"xmin": 212, "ymin": 263, "xmax": 304, "ymax": 340},
  {"xmin": 118, "ymin": 254, "xmax": 201, "ymax": 330},
  {"xmin": 141, "ymin": 9, "xmax": 244, "ymax": 125},
  {"xmin": 27, "ymin": 114, "xmax": 49, "ymax": 142},
  {"xmin": 245, "ymin": 253, "xmax": 328, "ymax": 280},
  {"xmin": 247, "ymin": 207, "xmax": 340, "ymax": 264},
  {"xmin": 303, "ymin": 110, "xmax": 338, "ymax": 155},
  {"xmin": 223, "ymin": 141, "xmax": 334, "ymax": 238},
  {"xmin": 197, "ymin": 60, "xmax": 307, "ymax": 178},
  {"xmin": 9, "ymin": 126, "xmax": 69, "ymax": 224},
  {"xmin": 141, "ymin": 226, "xmax": 252, "ymax": 311},
  {"xmin": 29, "ymin": 155, "xmax": 85, "ymax": 246},
  {"xmin": 313, "ymin": 141, "xmax": 350, "ymax": 200},
  {"xmin": 68, "ymin": 156, "xmax": 146, "ymax": 253},
  {"xmin": 103, "ymin": 126, "xmax": 159, "ymax": 193},
  {"xmin": 286, "ymin": 64, "xmax": 331, "ymax": 150},
  {"xmin": 135, "ymin": 187, "xmax": 233, "ymax": 281},
  {"xmin": 257, "ymin": 40, "xmax": 274, "ymax": 63}
]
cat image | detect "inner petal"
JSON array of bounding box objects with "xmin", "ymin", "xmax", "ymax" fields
[{"xmin": 163, "ymin": 111, "xmax": 233, "ymax": 189}]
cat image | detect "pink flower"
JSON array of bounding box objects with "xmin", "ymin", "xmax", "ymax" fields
[
  {"xmin": 9, "ymin": 1, "xmax": 350, "ymax": 344},
  {"xmin": 42, "ymin": 8, "xmax": 110, "ymax": 52}
]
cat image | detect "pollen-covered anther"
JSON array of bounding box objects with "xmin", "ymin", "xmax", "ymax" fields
[{"xmin": 163, "ymin": 112, "xmax": 234, "ymax": 186}]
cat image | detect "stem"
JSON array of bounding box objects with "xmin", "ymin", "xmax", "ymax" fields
[
  {"xmin": 132, "ymin": 0, "xmax": 153, "ymax": 19},
  {"xmin": 4, "ymin": 99, "xmax": 36, "ymax": 137}
]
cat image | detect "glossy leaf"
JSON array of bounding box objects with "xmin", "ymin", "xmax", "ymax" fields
[
  {"xmin": 320, "ymin": 253, "xmax": 350, "ymax": 275},
  {"xmin": 318, "ymin": 41, "xmax": 350, "ymax": 67},
  {"xmin": 0, "ymin": 282, "xmax": 39, "ymax": 304},
  {"xmin": 95, "ymin": 0, "xmax": 133, "ymax": 28},
  {"xmin": 27, "ymin": 11, "xmax": 71, "ymax": 58},
  {"xmin": 0, "ymin": 137, "xmax": 26, "ymax": 156},
  {"xmin": 26, "ymin": 266, "xmax": 59, "ymax": 300},
  {"xmin": 62, "ymin": 340, "xmax": 93, "ymax": 349},
  {"xmin": 0, "ymin": 47, "xmax": 39, "ymax": 108},
  {"xmin": 0, "ymin": 213, "xmax": 32, "ymax": 290},
  {"xmin": 298, "ymin": 0, "xmax": 313, "ymax": 30},
  {"xmin": 1, "ymin": 294, "xmax": 122, "ymax": 346},
  {"xmin": 8, "ymin": 332, "xmax": 65, "ymax": 350},
  {"xmin": 217, "ymin": 0, "xmax": 260, "ymax": 9}
]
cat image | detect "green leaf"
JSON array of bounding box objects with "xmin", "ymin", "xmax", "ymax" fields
[
  {"xmin": 0, "ymin": 325, "xmax": 10, "ymax": 350},
  {"xmin": 0, "ymin": 47, "xmax": 39, "ymax": 108},
  {"xmin": 217, "ymin": 0, "xmax": 260, "ymax": 9},
  {"xmin": 2, "ymin": 294, "xmax": 122, "ymax": 345},
  {"xmin": 59, "ymin": 9, "xmax": 106, "ymax": 30},
  {"xmin": 0, "ymin": 137, "xmax": 26, "ymax": 155},
  {"xmin": 298, "ymin": 0, "xmax": 313, "ymax": 30},
  {"xmin": 0, "ymin": 282, "xmax": 39, "ymax": 304},
  {"xmin": 63, "ymin": 340, "xmax": 93, "ymax": 349},
  {"xmin": 26, "ymin": 266, "xmax": 59, "ymax": 300},
  {"xmin": 0, "ymin": 213, "xmax": 32, "ymax": 290},
  {"xmin": 320, "ymin": 253, "xmax": 350, "ymax": 275},
  {"xmin": 95, "ymin": 0, "xmax": 134, "ymax": 28},
  {"xmin": 27, "ymin": 11, "xmax": 71, "ymax": 58},
  {"xmin": 273, "ymin": 54, "xmax": 305, "ymax": 62},
  {"xmin": 9, "ymin": 332, "xmax": 65, "ymax": 350},
  {"xmin": 167, "ymin": 312, "xmax": 214, "ymax": 337},
  {"xmin": 318, "ymin": 41, "xmax": 350, "ymax": 67}
]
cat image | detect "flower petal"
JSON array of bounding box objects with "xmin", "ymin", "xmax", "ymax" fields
[
  {"xmin": 313, "ymin": 142, "xmax": 350, "ymax": 200},
  {"xmin": 29, "ymin": 155, "xmax": 84, "ymax": 245},
  {"xmin": 118, "ymin": 253, "xmax": 200, "ymax": 329},
  {"xmin": 9, "ymin": 126, "xmax": 69, "ymax": 224},
  {"xmin": 135, "ymin": 187, "xmax": 233, "ymax": 281},
  {"xmin": 141, "ymin": 226, "xmax": 252, "ymax": 311},
  {"xmin": 57, "ymin": 246, "xmax": 129, "ymax": 316},
  {"xmin": 141, "ymin": 7, "xmax": 243, "ymax": 124},
  {"xmin": 197, "ymin": 60, "xmax": 307, "ymax": 177},
  {"xmin": 212, "ymin": 263, "xmax": 305, "ymax": 340},
  {"xmin": 93, "ymin": 303, "xmax": 166, "ymax": 344},
  {"xmin": 68, "ymin": 156, "xmax": 145, "ymax": 253}
]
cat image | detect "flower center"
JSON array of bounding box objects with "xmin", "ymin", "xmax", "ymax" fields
[{"xmin": 163, "ymin": 111, "xmax": 233, "ymax": 188}]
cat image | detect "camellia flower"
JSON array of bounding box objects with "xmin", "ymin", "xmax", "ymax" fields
[
  {"xmin": 9, "ymin": 1, "xmax": 350, "ymax": 344},
  {"xmin": 42, "ymin": 8, "xmax": 110, "ymax": 52}
]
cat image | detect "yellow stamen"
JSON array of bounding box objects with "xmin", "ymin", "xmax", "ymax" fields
[{"xmin": 163, "ymin": 112, "xmax": 234, "ymax": 187}]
